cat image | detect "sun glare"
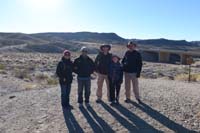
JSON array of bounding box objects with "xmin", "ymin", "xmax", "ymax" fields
[{"xmin": 22, "ymin": 0, "xmax": 64, "ymax": 11}]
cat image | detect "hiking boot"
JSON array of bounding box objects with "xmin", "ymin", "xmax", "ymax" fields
[
  {"xmin": 96, "ymin": 98, "xmax": 102, "ymax": 103},
  {"xmin": 124, "ymin": 99, "xmax": 131, "ymax": 103},
  {"xmin": 79, "ymin": 103, "xmax": 83, "ymax": 108},
  {"xmin": 136, "ymin": 98, "xmax": 142, "ymax": 104},
  {"xmin": 66, "ymin": 105, "xmax": 74, "ymax": 109},
  {"xmin": 110, "ymin": 101, "xmax": 115, "ymax": 106},
  {"xmin": 85, "ymin": 102, "xmax": 90, "ymax": 107},
  {"xmin": 116, "ymin": 100, "xmax": 119, "ymax": 105}
]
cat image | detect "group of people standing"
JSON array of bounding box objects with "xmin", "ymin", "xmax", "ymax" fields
[{"xmin": 56, "ymin": 41, "xmax": 143, "ymax": 109}]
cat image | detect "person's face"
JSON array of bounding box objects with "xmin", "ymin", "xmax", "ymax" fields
[
  {"xmin": 64, "ymin": 54, "xmax": 70, "ymax": 59},
  {"xmin": 128, "ymin": 44, "xmax": 136, "ymax": 51},
  {"xmin": 102, "ymin": 47, "xmax": 109, "ymax": 53},
  {"xmin": 112, "ymin": 57, "xmax": 119, "ymax": 63},
  {"xmin": 82, "ymin": 51, "xmax": 88, "ymax": 56}
]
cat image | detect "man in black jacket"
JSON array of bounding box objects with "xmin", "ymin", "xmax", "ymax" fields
[
  {"xmin": 95, "ymin": 44, "xmax": 112, "ymax": 103},
  {"xmin": 73, "ymin": 47, "xmax": 95, "ymax": 106},
  {"xmin": 122, "ymin": 42, "xmax": 143, "ymax": 104},
  {"xmin": 56, "ymin": 50, "xmax": 73, "ymax": 109}
]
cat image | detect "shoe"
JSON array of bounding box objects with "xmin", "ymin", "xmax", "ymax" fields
[
  {"xmin": 110, "ymin": 101, "xmax": 115, "ymax": 106},
  {"xmin": 124, "ymin": 99, "xmax": 131, "ymax": 103},
  {"xmin": 136, "ymin": 99, "xmax": 142, "ymax": 104},
  {"xmin": 85, "ymin": 102, "xmax": 90, "ymax": 107},
  {"xmin": 79, "ymin": 103, "xmax": 83, "ymax": 107},
  {"xmin": 116, "ymin": 100, "xmax": 119, "ymax": 105},
  {"xmin": 66, "ymin": 105, "xmax": 74, "ymax": 110},
  {"xmin": 96, "ymin": 99, "xmax": 102, "ymax": 103}
]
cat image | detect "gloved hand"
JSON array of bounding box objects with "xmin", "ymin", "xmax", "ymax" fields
[{"xmin": 136, "ymin": 73, "xmax": 140, "ymax": 78}]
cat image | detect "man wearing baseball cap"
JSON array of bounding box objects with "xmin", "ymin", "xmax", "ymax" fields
[
  {"xmin": 73, "ymin": 46, "xmax": 95, "ymax": 106},
  {"xmin": 56, "ymin": 50, "xmax": 73, "ymax": 109},
  {"xmin": 122, "ymin": 41, "xmax": 143, "ymax": 104}
]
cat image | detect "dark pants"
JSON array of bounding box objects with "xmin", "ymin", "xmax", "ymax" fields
[
  {"xmin": 77, "ymin": 77, "xmax": 91, "ymax": 104},
  {"xmin": 60, "ymin": 84, "xmax": 71, "ymax": 107},
  {"xmin": 108, "ymin": 78, "xmax": 121, "ymax": 102}
]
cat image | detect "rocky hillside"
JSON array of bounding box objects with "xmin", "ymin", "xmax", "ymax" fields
[{"xmin": 0, "ymin": 32, "xmax": 199, "ymax": 53}]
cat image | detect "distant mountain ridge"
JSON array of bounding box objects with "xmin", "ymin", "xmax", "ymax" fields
[{"xmin": 0, "ymin": 32, "xmax": 199, "ymax": 53}]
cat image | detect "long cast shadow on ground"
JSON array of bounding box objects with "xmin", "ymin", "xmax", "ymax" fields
[
  {"xmin": 100, "ymin": 101, "xmax": 162, "ymax": 132},
  {"xmin": 130, "ymin": 101, "xmax": 197, "ymax": 133},
  {"xmin": 113, "ymin": 104, "xmax": 162, "ymax": 132},
  {"xmin": 79, "ymin": 105, "xmax": 114, "ymax": 133},
  {"xmin": 62, "ymin": 108, "xmax": 84, "ymax": 133},
  {"xmin": 86, "ymin": 105, "xmax": 115, "ymax": 132}
]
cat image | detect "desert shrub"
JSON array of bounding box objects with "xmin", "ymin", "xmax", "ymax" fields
[
  {"xmin": 47, "ymin": 77, "xmax": 58, "ymax": 85},
  {"xmin": 0, "ymin": 70, "xmax": 7, "ymax": 75},
  {"xmin": 175, "ymin": 73, "xmax": 200, "ymax": 82},
  {"xmin": 35, "ymin": 72, "xmax": 49, "ymax": 80},
  {"xmin": 14, "ymin": 69, "xmax": 29, "ymax": 79},
  {"xmin": 24, "ymin": 83, "xmax": 37, "ymax": 90},
  {"xmin": 0, "ymin": 64, "xmax": 5, "ymax": 70}
]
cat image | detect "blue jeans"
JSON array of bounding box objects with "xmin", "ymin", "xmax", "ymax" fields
[
  {"xmin": 77, "ymin": 77, "xmax": 91, "ymax": 104},
  {"xmin": 60, "ymin": 84, "xmax": 71, "ymax": 107}
]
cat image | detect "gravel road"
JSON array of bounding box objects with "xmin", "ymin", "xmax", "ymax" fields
[{"xmin": 0, "ymin": 76, "xmax": 200, "ymax": 133}]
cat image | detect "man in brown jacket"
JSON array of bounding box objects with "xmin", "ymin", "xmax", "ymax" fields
[{"xmin": 95, "ymin": 44, "xmax": 112, "ymax": 103}]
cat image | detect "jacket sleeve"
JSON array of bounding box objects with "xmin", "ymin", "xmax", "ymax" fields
[
  {"xmin": 90, "ymin": 58, "xmax": 96, "ymax": 74},
  {"xmin": 94, "ymin": 54, "xmax": 100, "ymax": 72},
  {"xmin": 73, "ymin": 59, "xmax": 79, "ymax": 74},
  {"xmin": 121, "ymin": 52, "xmax": 127, "ymax": 69},
  {"xmin": 121, "ymin": 53, "xmax": 126, "ymax": 65},
  {"xmin": 119, "ymin": 66, "xmax": 123, "ymax": 83},
  {"xmin": 136, "ymin": 53, "xmax": 143, "ymax": 78},
  {"xmin": 56, "ymin": 62, "xmax": 63, "ymax": 78}
]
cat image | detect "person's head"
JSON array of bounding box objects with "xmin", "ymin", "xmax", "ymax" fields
[
  {"xmin": 80, "ymin": 46, "xmax": 88, "ymax": 57},
  {"xmin": 63, "ymin": 50, "xmax": 71, "ymax": 59},
  {"xmin": 100, "ymin": 44, "xmax": 111, "ymax": 54},
  {"xmin": 112, "ymin": 55, "xmax": 120, "ymax": 63},
  {"xmin": 127, "ymin": 41, "xmax": 137, "ymax": 51}
]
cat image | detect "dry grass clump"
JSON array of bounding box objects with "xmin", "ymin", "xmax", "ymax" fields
[
  {"xmin": 24, "ymin": 83, "xmax": 38, "ymax": 90},
  {"xmin": 46, "ymin": 77, "xmax": 58, "ymax": 85},
  {"xmin": 35, "ymin": 72, "xmax": 49, "ymax": 80},
  {"xmin": 175, "ymin": 73, "xmax": 200, "ymax": 82},
  {"xmin": 14, "ymin": 69, "xmax": 30, "ymax": 79},
  {"xmin": 35, "ymin": 72, "xmax": 58, "ymax": 85},
  {"xmin": 0, "ymin": 64, "xmax": 5, "ymax": 70},
  {"xmin": 0, "ymin": 70, "xmax": 7, "ymax": 75}
]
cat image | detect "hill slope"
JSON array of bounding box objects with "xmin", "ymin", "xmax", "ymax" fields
[{"xmin": 0, "ymin": 32, "xmax": 199, "ymax": 53}]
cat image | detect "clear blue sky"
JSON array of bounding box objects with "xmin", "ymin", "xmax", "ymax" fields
[{"xmin": 0, "ymin": 0, "xmax": 200, "ymax": 41}]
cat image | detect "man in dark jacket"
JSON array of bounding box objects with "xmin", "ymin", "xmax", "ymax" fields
[
  {"xmin": 73, "ymin": 47, "xmax": 95, "ymax": 106},
  {"xmin": 56, "ymin": 50, "xmax": 73, "ymax": 109},
  {"xmin": 95, "ymin": 44, "xmax": 112, "ymax": 103},
  {"xmin": 122, "ymin": 41, "xmax": 143, "ymax": 104}
]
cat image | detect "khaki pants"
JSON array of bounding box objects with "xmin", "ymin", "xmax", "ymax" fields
[
  {"xmin": 96, "ymin": 73, "xmax": 110, "ymax": 100},
  {"xmin": 124, "ymin": 72, "xmax": 140, "ymax": 99}
]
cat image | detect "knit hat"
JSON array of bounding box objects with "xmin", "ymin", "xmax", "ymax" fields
[
  {"xmin": 112, "ymin": 54, "xmax": 121, "ymax": 60},
  {"xmin": 63, "ymin": 50, "xmax": 71, "ymax": 56}
]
